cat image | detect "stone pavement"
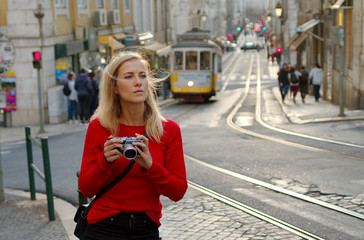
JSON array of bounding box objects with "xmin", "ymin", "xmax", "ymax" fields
[{"xmin": 1, "ymin": 79, "xmax": 364, "ymax": 240}]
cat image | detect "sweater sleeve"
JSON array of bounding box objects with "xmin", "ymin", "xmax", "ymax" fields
[
  {"xmin": 143, "ymin": 120, "xmax": 187, "ymax": 202},
  {"xmin": 78, "ymin": 120, "xmax": 114, "ymax": 198}
]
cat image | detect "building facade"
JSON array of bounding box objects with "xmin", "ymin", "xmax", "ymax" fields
[{"xmin": 270, "ymin": 0, "xmax": 363, "ymax": 110}]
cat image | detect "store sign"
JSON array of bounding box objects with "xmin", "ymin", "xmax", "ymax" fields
[
  {"xmin": 55, "ymin": 61, "xmax": 68, "ymax": 84},
  {"xmin": 98, "ymin": 35, "xmax": 112, "ymax": 45},
  {"xmin": 1, "ymin": 70, "xmax": 16, "ymax": 111}
]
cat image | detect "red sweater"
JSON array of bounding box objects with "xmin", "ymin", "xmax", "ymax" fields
[{"xmin": 78, "ymin": 118, "xmax": 187, "ymax": 226}]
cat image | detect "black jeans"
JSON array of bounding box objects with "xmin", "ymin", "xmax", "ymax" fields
[
  {"xmin": 78, "ymin": 95, "xmax": 91, "ymax": 122},
  {"xmin": 82, "ymin": 212, "xmax": 160, "ymax": 240}
]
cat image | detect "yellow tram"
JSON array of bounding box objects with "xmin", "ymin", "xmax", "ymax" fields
[{"xmin": 170, "ymin": 28, "xmax": 223, "ymax": 102}]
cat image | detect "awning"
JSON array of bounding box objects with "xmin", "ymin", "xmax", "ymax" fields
[
  {"xmin": 55, "ymin": 40, "xmax": 85, "ymax": 58},
  {"xmin": 297, "ymin": 19, "xmax": 320, "ymax": 33},
  {"xmin": 114, "ymin": 33, "xmax": 126, "ymax": 40},
  {"xmin": 138, "ymin": 32, "xmax": 154, "ymax": 42},
  {"xmin": 330, "ymin": 0, "xmax": 345, "ymax": 9},
  {"xmin": 285, "ymin": 33, "xmax": 299, "ymax": 49},
  {"xmin": 112, "ymin": 38, "xmax": 125, "ymax": 50},
  {"xmin": 291, "ymin": 33, "xmax": 307, "ymax": 51},
  {"xmin": 144, "ymin": 42, "xmax": 170, "ymax": 56}
]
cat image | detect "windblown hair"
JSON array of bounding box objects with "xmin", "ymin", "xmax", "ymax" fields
[{"xmin": 91, "ymin": 51, "xmax": 166, "ymax": 142}]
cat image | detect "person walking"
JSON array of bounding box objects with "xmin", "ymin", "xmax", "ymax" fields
[
  {"xmin": 309, "ymin": 63, "xmax": 324, "ymax": 102},
  {"xmin": 278, "ymin": 63, "xmax": 290, "ymax": 102},
  {"xmin": 78, "ymin": 51, "xmax": 187, "ymax": 240},
  {"xmin": 75, "ymin": 69, "xmax": 93, "ymax": 124},
  {"xmin": 266, "ymin": 40, "xmax": 271, "ymax": 60},
  {"xmin": 88, "ymin": 71, "xmax": 99, "ymax": 116},
  {"xmin": 299, "ymin": 66, "xmax": 309, "ymax": 103},
  {"xmin": 288, "ymin": 65, "xmax": 301, "ymax": 104},
  {"xmin": 67, "ymin": 72, "xmax": 78, "ymax": 123}
]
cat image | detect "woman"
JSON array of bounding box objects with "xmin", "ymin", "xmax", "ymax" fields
[
  {"xmin": 78, "ymin": 51, "xmax": 187, "ymax": 240},
  {"xmin": 67, "ymin": 72, "xmax": 78, "ymax": 123}
]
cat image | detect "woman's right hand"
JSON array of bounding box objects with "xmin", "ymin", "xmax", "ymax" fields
[{"xmin": 103, "ymin": 136, "xmax": 123, "ymax": 163}]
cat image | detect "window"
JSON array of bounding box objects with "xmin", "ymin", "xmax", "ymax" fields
[
  {"xmin": 55, "ymin": 0, "xmax": 66, "ymax": 8},
  {"xmin": 111, "ymin": 0, "xmax": 119, "ymax": 9},
  {"xmin": 200, "ymin": 51, "xmax": 210, "ymax": 70},
  {"xmin": 154, "ymin": 0, "xmax": 158, "ymax": 32},
  {"xmin": 96, "ymin": 0, "xmax": 105, "ymax": 8},
  {"xmin": 77, "ymin": 0, "xmax": 89, "ymax": 17},
  {"xmin": 174, "ymin": 52, "xmax": 183, "ymax": 70},
  {"xmin": 124, "ymin": 0, "xmax": 130, "ymax": 11},
  {"xmin": 77, "ymin": 0, "xmax": 88, "ymax": 8},
  {"xmin": 54, "ymin": 0, "xmax": 69, "ymax": 19},
  {"xmin": 186, "ymin": 51, "xmax": 197, "ymax": 70}
]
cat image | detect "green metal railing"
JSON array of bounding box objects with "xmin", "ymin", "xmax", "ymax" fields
[
  {"xmin": 76, "ymin": 170, "xmax": 88, "ymax": 206},
  {"xmin": 25, "ymin": 126, "xmax": 55, "ymax": 221}
]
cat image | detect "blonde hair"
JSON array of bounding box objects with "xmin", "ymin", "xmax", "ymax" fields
[{"xmin": 91, "ymin": 50, "xmax": 166, "ymax": 142}]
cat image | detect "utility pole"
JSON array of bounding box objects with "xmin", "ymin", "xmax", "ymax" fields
[
  {"xmin": 34, "ymin": 4, "xmax": 45, "ymax": 133},
  {"xmin": 0, "ymin": 142, "xmax": 4, "ymax": 203}
]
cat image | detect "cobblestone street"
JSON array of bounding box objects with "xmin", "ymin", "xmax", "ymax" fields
[{"xmin": 160, "ymin": 195, "xmax": 302, "ymax": 240}]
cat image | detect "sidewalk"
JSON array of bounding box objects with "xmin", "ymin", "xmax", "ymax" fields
[{"xmin": 1, "ymin": 89, "xmax": 364, "ymax": 239}]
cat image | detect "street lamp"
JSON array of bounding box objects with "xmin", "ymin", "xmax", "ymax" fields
[
  {"xmin": 201, "ymin": 11, "xmax": 207, "ymax": 29},
  {"xmin": 267, "ymin": 13, "xmax": 272, "ymax": 22},
  {"xmin": 275, "ymin": 2, "xmax": 282, "ymax": 18}
]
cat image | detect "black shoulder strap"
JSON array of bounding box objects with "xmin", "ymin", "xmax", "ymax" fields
[
  {"xmin": 95, "ymin": 160, "xmax": 135, "ymax": 200},
  {"xmin": 83, "ymin": 160, "xmax": 135, "ymax": 214}
]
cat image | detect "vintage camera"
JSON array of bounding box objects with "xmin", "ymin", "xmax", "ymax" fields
[{"xmin": 114, "ymin": 137, "xmax": 143, "ymax": 160}]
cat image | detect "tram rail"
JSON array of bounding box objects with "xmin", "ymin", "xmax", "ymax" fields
[
  {"xmin": 164, "ymin": 51, "xmax": 364, "ymax": 239},
  {"xmin": 188, "ymin": 180, "xmax": 325, "ymax": 240}
]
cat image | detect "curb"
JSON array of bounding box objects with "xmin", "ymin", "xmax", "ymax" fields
[
  {"xmin": 271, "ymin": 87, "xmax": 364, "ymax": 124},
  {"xmin": 5, "ymin": 188, "xmax": 78, "ymax": 240}
]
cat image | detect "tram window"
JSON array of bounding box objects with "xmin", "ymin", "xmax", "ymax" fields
[
  {"xmin": 200, "ymin": 51, "xmax": 210, "ymax": 70},
  {"xmin": 174, "ymin": 52, "xmax": 183, "ymax": 70},
  {"xmin": 186, "ymin": 51, "xmax": 197, "ymax": 70}
]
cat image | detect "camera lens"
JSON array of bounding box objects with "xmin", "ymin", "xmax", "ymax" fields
[{"xmin": 123, "ymin": 145, "xmax": 137, "ymax": 160}]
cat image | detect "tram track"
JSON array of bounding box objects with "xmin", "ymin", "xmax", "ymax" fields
[
  {"xmin": 188, "ymin": 180, "xmax": 325, "ymax": 240},
  {"xmin": 222, "ymin": 52, "xmax": 364, "ymax": 216},
  {"xmin": 164, "ymin": 51, "xmax": 364, "ymax": 239},
  {"xmin": 226, "ymin": 53, "xmax": 364, "ymax": 158}
]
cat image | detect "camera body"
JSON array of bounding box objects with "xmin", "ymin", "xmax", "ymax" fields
[{"xmin": 114, "ymin": 137, "xmax": 143, "ymax": 160}]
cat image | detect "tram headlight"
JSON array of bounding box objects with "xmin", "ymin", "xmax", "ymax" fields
[{"xmin": 187, "ymin": 80, "xmax": 195, "ymax": 87}]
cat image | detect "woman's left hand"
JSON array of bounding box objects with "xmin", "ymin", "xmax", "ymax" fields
[{"xmin": 133, "ymin": 133, "xmax": 153, "ymax": 170}]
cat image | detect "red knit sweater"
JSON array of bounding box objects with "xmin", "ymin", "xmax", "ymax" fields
[{"xmin": 78, "ymin": 118, "xmax": 187, "ymax": 226}]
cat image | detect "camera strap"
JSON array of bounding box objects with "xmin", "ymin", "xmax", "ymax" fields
[{"xmin": 81, "ymin": 159, "xmax": 135, "ymax": 217}]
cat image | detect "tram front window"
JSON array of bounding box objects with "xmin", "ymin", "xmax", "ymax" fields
[
  {"xmin": 174, "ymin": 51, "xmax": 183, "ymax": 70},
  {"xmin": 200, "ymin": 51, "xmax": 210, "ymax": 70},
  {"xmin": 186, "ymin": 51, "xmax": 197, "ymax": 70}
]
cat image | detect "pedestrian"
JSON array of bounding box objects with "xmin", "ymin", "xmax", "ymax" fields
[
  {"xmin": 278, "ymin": 63, "xmax": 290, "ymax": 102},
  {"xmin": 299, "ymin": 66, "xmax": 309, "ymax": 103},
  {"xmin": 159, "ymin": 71, "xmax": 170, "ymax": 100},
  {"xmin": 78, "ymin": 51, "xmax": 187, "ymax": 240},
  {"xmin": 309, "ymin": 63, "xmax": 324, "ymax": 102},
  {"xmin": 288, "ymin": 65, "xmax": 301, "ymax": 104},
  {"xmin": 266, "ymin": 41, "xmax": 271, "ymax": 60},
  {"xmin": 75, "ymin": 69, "xmax": 93, "ymax": 124},
  {"xmin": 88, "ymin": 71, "xmax": 99, "ymax": 116},
  {"xmin": 67, "ymin": 72, "xmax": 78, "ymax": 123}
]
